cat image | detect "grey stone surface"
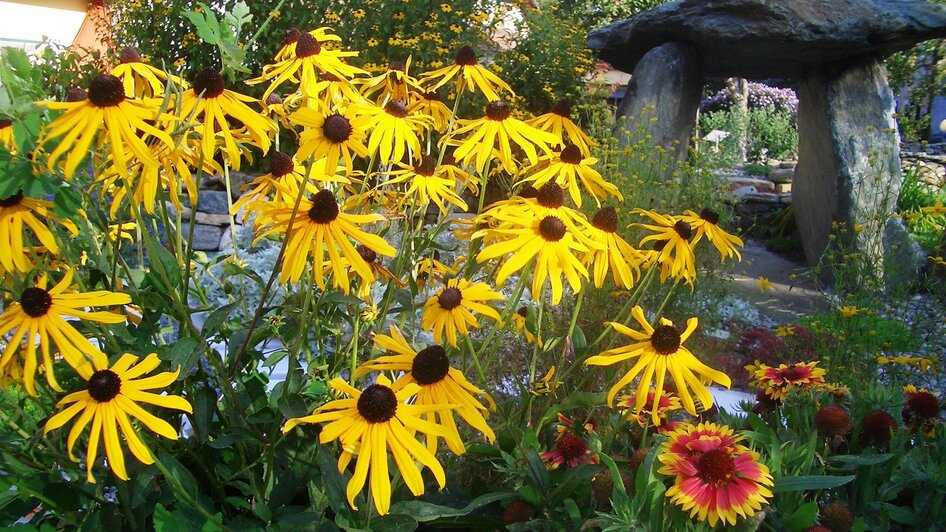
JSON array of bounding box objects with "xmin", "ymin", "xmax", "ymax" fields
[
  {"xmin": 201, "ymin": 171, "xmax": 256, "ymax": 197},
  {"xmin": 883, "ymin": 218, "xmax": 929, "ymax": 290},
  {"xmin": 614, "ymin": 42, "xmax": 702, "ymax": 166},
  {"xmin": 590, "ymin": 0, "xmax": 946, "ymax": 80},
  {"xmin": 182, "ymin": 223, "xmax": 224, "ymax": 251},
  {"xmin": 196, "ymin": 190, "xmax": 231, "ymax": 214},
  {"xmin": 767, "ymin": 167, "xmax": 794, "ymax": 184},
  {"xmin": 794, "ymin": 57, "xmax": 902, "ymax": 268}
]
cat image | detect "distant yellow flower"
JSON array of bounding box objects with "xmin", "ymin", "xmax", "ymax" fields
[
  {"xmin": 108, "ymin": 222, "xmax": 136, "ymax": 243},
  {"xmin": 422, "ymin": 46, "xmax": 513, "ymax": 102},
  {"xmin": 876, "ymin": 355, "xmax": 934, "ymax": 373},
  {"xmin": 110, "ymin": 46, "xmax": 185, "ymax": 98},
  {"xmin": 775, "ymin": 326, "xmax": 795, "ymax": 337},
  {"xmin": 353, "ymin": 8, "xmax": 365, "ymax": 18},
  {"xmin": 757, "ymin": 277, "xmax": 773, "ymax": 291},
  {"xmin": 43, "ymin": 353, "xmax": 192, "ymax": 483},
  {"xmin": 421, "ymin": 278, "xmax": 502, "ymax": 347},
  {"xmin": 839, "ymin": 306, "xmax": 860, "ymax": 318},
  {"xmin": 0, "ymin": 118, "xmax": 14, "ymax": 154},
  {"xmin": 531, "ymin": 366, "xmax": 563, "ymax": 396},
  {"xmin": 248, "ymin": 30, "xmax": 364, "ymax": 100},
  {"xmin": 526, "ymin": 100, "xmax": 595, "ymax": 156},
  {"xmin": 678, "ymin": 208, "xmax": 744, "ymax": 263},
  {"xmin": 921, "ymin": 200, "xmax": 946, "ymax": 217}
]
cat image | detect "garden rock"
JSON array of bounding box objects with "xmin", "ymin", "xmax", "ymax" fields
[
  {"xmin": 182, "ymin": 223, "xmax": 224, "ymax": 251},
  {"xmin": 196, "ymin": 190, "xmax": 231, "ymax": 215},
  {"xmin": 767, "ymin": 167, "xmax": 794, "ymax": 184},
  {"xmin": 589, "ymin": 0, "xmax": 946, "ymax": 80},
  {"xmin": 590, "ymin": 0, "xmax": 946, "ymax": 275},
  {"xmin": 883, "ymin": 218, "xmax": 929, "ymax": 290}
]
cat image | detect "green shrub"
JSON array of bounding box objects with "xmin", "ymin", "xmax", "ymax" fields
[{"xmin": 748, "ymin": 107, "xmax": 797, "ymax": 161}]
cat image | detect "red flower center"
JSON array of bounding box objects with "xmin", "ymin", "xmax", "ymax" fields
[
  {"xmin": 556, "ymin": 433, "xmax": 587, "ymax": 463},
  {"xmin": 695, "ymin": 448, "xmax": 735, "ymax": 486},
  {"xmin": 357, "ymin": 245, "xmax": 378, "ymax": 264},
  {"xmin": 700, "ymin": 208, "xmax": 720, "ymax": 225},
  {"xmin": 283, "ymin": 27, "xmax": 302, "ymax": 45},
  {"xmin": 779, "ymin": 366, "xmax": 807, "ymax": 382},
  {"xmin": 905, "ymin": 391, "xmax": 940, "ymax": 420}
]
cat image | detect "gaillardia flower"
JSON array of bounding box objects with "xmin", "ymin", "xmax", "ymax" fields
[
  {"xmin": 39, "ymin": 73, "xmax": 174, "ymax": 179},
  {"xmin": 585, "ymin": 306, "xmax": 731, "ymax": 424},
  {"xmin": 254, "ymin": 189, "xmax": 395, "ymax": 290},
  {"xmin": 658, "ymin": 422, "xmax": 773, "ymax": 527},
  {"xmin": 421, "ymin": 278, "xmax": 503, "ymax": 347},
  {"xmin": 281, "ymin": 375, "xmax": 454, "ymax": 515},
  {"xmin": 746, "ymin": 361, "xmax": 826, "ymax": 401},
  {"xmin": 421, "ymin": 45, "xmax": 513, "ymax": 102},
  {"xmin": 541, "ymin": 432, "xmax": 597, "ymax": 469},
  {"xmin": 0, "ymin": 269, "xmax": 131, "ymax": 396},
  {"xmin": 357, "ymin": 326, "xmax": 495, "ymax": 454},
  {"xmin": 43, "ymin": 353, "xmax": 193, "ymax": 483}
]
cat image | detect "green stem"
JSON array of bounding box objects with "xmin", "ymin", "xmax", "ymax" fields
[
  {"xmin": 524, "ymin": 285, "xmax": 548, "ymax": 425},
  {"xmin": 223, "ymin": 162, "xmax": 239, "ymax": 260},
  {"xmin": 350, "ymin": 312, "xmax": 361, "ymax": 385},
  {"xmin": 464, "ymin": 334, "xmax": 486, "ymax": 385},
  {"xmin": 153, "ymin": 455, "xmax": 228, "ymax": 530}
]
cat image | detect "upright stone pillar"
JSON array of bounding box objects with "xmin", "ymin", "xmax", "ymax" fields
[
  {"xmin": 794, "ymin": 56, "xmax": 902, "ymax": 273},
  {"xmin": 615, "ymin": 42, "xmax": 703, "ymax": 167}
]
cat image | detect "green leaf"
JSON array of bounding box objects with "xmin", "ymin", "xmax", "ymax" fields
[
  {"xmin": 884, "ymin": 503, "xmax": 919, "ymax": 525},
  {"xmin": 201, "ymin": 302, "xmax": 239, "ymax": 337},
  {"xmin": 828, "ymin": 453, "xmax": 895, "ymax": 469},
  {"xmin": 149, "ymin": 242, "xmax": 183, "ymax": 292},
  {"xmin": 157, "ymin": 336, "xmax": 203, "ymax": 377},
  {"xmin": 153, "ymin": 503, "xmax": 208, "ymax": 532},
  {"xmin": 783, "ymin": 501, "xmax": 819, "ymax": 531},
  {"xmin": 157, "ymin": 451, "xmax": 199, "ymax": 503},
  {"xmin": 390, "ymin": 492, "xmax": 514, "ymax": 523},
  {"xmin": 596, "ymin": 451, "xmax": 629, "ymax": 503},
  {"xmin": 773, "ymin": 475, "xmax": 855, "ymax": 493},
  {"xmin": 54, "ymin": 187, "xmax": 82, "ymax": 221},
  {"xmin": 191, "ymin": 386, "xmax": 217, "ymax": 442},
  {"xmin": 571, "ymin": 325, "xmax": 587, "ymax": 355}
]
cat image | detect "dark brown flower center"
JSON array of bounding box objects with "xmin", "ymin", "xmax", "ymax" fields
[
  {"xmin": 538, "ymin": 216, "xmax": 566, "ymax": 242},
  {"xmin": 556, "ymin": 433, "xmax": 587, "ymax": 462},
  {"xmin": 88, "ymin": 74, "xmax": 125, "ymax": 107},
  {"xmin": 415, "ymin": 158, "xmax": 436, "ymax": 176},
  {"xmin": 518, "ymin": 185, "xmax": 538, "ymax": 199},
  {"xmin": 559, "ymin": 144, "xmax": 583, "ymax": 165},
  {"xmin": 0, "ymin": 119, "xmax": 11, "ymax": 129},
  {"xmin": 357, "ymin": 245, "xmax": 377, "ymax": 264},
  {"xmin": 652, "ymin": 240, "xmax": 667, "ymax": 252},
  {"xmin": 485, "ymin": 100, "xmax": 511, "ymax": 121},
  {"xmin": 438, "ymin": 287, "xmax": 462, "ymax": 310},
  {"xmin": 650, "ymin": 324, "xmax": 681, "ymax": 355},
  {"xmin": 673, "ymin": 220, "xmax": 692, "ymax": 239},
  {"xmin": 0, "ymin": 191, "xmax": 23, "ymax": 207},
  {"xmin": 592, "ymin": 206, "xmax": 618, "ymax": 233},
  {"xmin": 357, "ymin": 384, "xmax": 398, "ymax": 423},
  {"xmin": 385, "ymin": 100, "xmax": 408, "ymax": 118},
  {"xmin": 516, "ymin": 306, "xmax": 528, "ymax": 318},
  {"xmin": 550, "ymin": 99, "xmax": 572, "ymax": 118},
  {"xmin": 389, "ymin": 60, "xmax": 406, "ymax": 72},
  {"xmin": 265, "ymin": 93, "xmax": 283, "ymax": 105},
  {"xmin": 695, "ymin": 448, "xmax": 735, "ymax": 486},
  {"xmin": 66, "ymin": 87, "xmax": 88, "ymax": 102},
  {"xmin": 118, "ymin": 46, "xmax": 142, "ymax": 64},
  {"xmin": 269, "ymin": 151, "xmax": 294, "ymax": 177},
  {"xmin": 323, "ymin": 114, "xmax": 353, "ymax": 143},
  {"xmin": 321, "ymin": 72, "xmax": 342, "ymax": 82},
  {"xmin": 192, "ymin": 68, "xmax": 225, "ymax": 98},
  {"xmin": 455, "ymin": 45, "xmax": 477, "ymax": 66},
  {"xmin": 411, "ymin": 345, "xmax": 450, "ymax": 385},
  {"xmin": 295, "ymin": 32, "xmax": 322, "ymax": 58},
  {"xmin": 424, "ymin": 90, "xmax": 441, "ymax": 102},
  {"xmin": 20, "ymin": 287, "xmax": 53, "ymax": 317},
  {"xmin": 536, "ymin": 183, "xmax": 564, "ymax": 208},
  {"xmin": 307, "ymin": 190, "xmax": 340, "ymax": 224},
  {"xmin": 283, "ymin": 27, "xmax": 302, "ymax": 45},
  {"xmin": 860, "ymin": 410, "xmax": 896, "ymax": 447},
  {"xmin": 815, "ymin": 406, "xmax": 853, "ymax": 437},
  {"xmin": 88, "ymin": 369, "xmax": 122, "ymax": 402},
  {"xmin": 699, "ymin": 208, "xmax": 719, "ymax": 225}
]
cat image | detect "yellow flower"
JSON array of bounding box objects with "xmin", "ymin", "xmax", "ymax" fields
[
  {"xmin": 421, "ymin": 278, "xmax": 503, "ymax": 347},
  {"xmin": 526, "ymin": 100, "xmax": 596, "ymax": 156},
  {"xmin": 519, "ymin": 145, "xmax": 622, "ymax": 207},
  {"xmin": 585, "ymin": 306, "xmax": 731, "ymax": 424},
  {"xmin": 876, "ymin": 355, "xmax": 934, "ymax": 372},
  {"xmin": 177, "ymin": 69, "xmax": 276, "ymax": 171},
  {"xmin": 581, "ymin": 206, "xmax": 643, "ymax": 290},
  {"xmin": 0, "ymin": 118, "xmax": 16, "ymax": 155},
  {"xmin": 107, "ymin": 222, "xmax": 136, "ymax": 243},
  {"xmin": 254, "ymin": 189, "xmax": 395, "ymax": 290},
  {"xmin": 110, "ymin": 46, "xmax": 185, "ymax": 98},
  {"xmin": 757, "ymin": 276, "xmax": 773, "ymax": 291},
  {"xmin": 421, "ymin": 46, "xmax": 513, "ymax": 102},
  {"xmin": 775, "ymin": 326, "xmax": 795, "ymax": 337},
  {"xmin": 531, "ymin": 366, "xmax": 563, "ymax": 396},
  {"xmin": 282, "ymin": 375, "xmax": 453, "ymax": 515},
  {"xmin": 38, "ymin": 74, "xmax": 174, "ymax": 180},
  {"xmin": 384, "ymin": 158, "xmax": 468, "ymax": 214},
  {"xmin": 367, "ymin": 38, "xmax": 379, "ymax": 47},
  {"xmin": 839, "ymin": 306, "xmax": 859, "ymax": 318},
  {"xmin": 408, "ymin": 90, "xmax": 453, "ymax": 132},
  {"xmin": 678, "ymin": 208, "xmax": 744, "ymax": 263},
  {"xmin": 440, "ymin": 3, "xmax": 452, "ymax": 12},
  {"xmin": 746, "ymin": 361, "xmax": 826, "ymax": 401},
  {"xmin": 449, "ymin": 99, "xmax": 558, "ymax": 174},
  {"xmin": 353, "ymin": 9, "xmax": 365, "ymax": 18},
  {"xmin": 0, "ymin": 270, "xmax": 131, "ymax": 396},
  {"xmin": 350, "ymin": 99, "xmax": 433, "ymax": 164},
  {"xmin": 357, "ymin": 326, "xmax": 495, "ymax": 454},
  {"xmin": 292, "ymin": 107, "xmax": 369, "ymax": 175},
  {"xmin": 43, "ymin": 353, "xmax": 192, "ymax": 483},
  {"xmin": 634, "ymin": 209, "xmax": 698, "ymax": 283},
  {"xmin": 0, "ymin": 192, "xmax": 69, "ymax": 273},
  {"xmin": 921, "ymin": 200, "xmax": 946, "ymax": 217}
]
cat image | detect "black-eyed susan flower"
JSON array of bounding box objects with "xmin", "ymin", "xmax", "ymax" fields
[
  {"xmin": 421, "ymin": 46, "xmax": 512, "ymax": 102},
  {"xmin": 43, "ymin": 353, "xmax": 192, "ymax": 483},
  {"xmin": 254, "ymin": 189, "xmax": 395, "ymax": 290},
  {"xmin": 249, "ymin": 30, "xmax": 365, "ymax": 100},
  {"xmin": 421, "ymin": 278, "xmax": 502, "ymax": 347},
  {"xmin": 0, "ymin": 118, "xmax": 15, "ymax": 154},
  {"xmin": 292, "ymin": 107, "xmax": 368, "ymax": 175},
  {"xmin": 526, "ymin": 100, "xmax": 595, "ymax": 156},
  {"xmin": 273, "ymin": 27, "xmax": 341, "ymax": 62},
  {"xmin": 633, "ymin": 209, "xmax": 697, "ymax": 283},
  {"xmin": 309, "ymin": 72, "xmax": 367, "ymax": 108},
  {"xmin": 357, "ymin": 326, "xmax": 494, "ymax": 454},
  {"xmin": 450, "ymin": 99, "xmax": 558, "ymax": 174},
  {"xmin": 0, "ymin": 191, "xmax": 67, "ymax": 273},
  {"xmin": 281, "ymin": 375, "xmax": 453, "ymax": 515},
  {"xmin": 0, "ymin": 269, "xmax": 131, "ymax": 396},
  {"xmin": 678, "ymin": 208, "xmax": 744, "ymax": 263},
  {"xmin": 475, "ymin": 186, "xmax": 599, "ymax": 305},
  {"xmin": 409, "ymin": 89, "xmax": 452, "ymax": 132},
  {"xmin": 385, "ymin": 158, "xmax": 468, "ymax": 214},
  {"xmin": 178, "ymin": 68, "xmax": 275, "ymax": 171},
  {"xmin": 410, "ymin": 256, "xmax": 457, "ymax": 290},
  {"xmin": 39, "ymin": 74, "xmax": 174, "ymax": 179},
  {"xmin": 358, "ymin": 58, "xmax": 423, "ymax": 104},
  {"xmin": 745, "ymin": 361, "xmax": 826, "ymax": 402},
  {"xmin": 519, "ymin": 144, "xmax": 621, "ymax": 207},
  {"xmin": 876, "ymin": 355, "xmax": 935, "ymax": 372},
  {"xmin": 530, "ymin": 366, "xmax": 563, "ymax": 397},
  {"xmin": 658, "ymin": 423, "xmax": 773, "ymax": 527},
  {"xmin": 351, "ymin": 100, "xmax": 432, "ymax": 164},
  {"xmin": 585, "ymin": 306, "xmax": 731, "ymax": 424},
  {"xmin": 582, "ymin": 206, "xmax": 642, "ymax": 290},
  {"xmin": 110, "ymin": 46, "xmax": 185, "ymax": 98},
  {"xmin": 511, "ymin": 306, "xmax": 540, "ymax": 345},
  {"xmin": 231, "ymin": 151, "xmax": 346, "ymax": 222}
]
